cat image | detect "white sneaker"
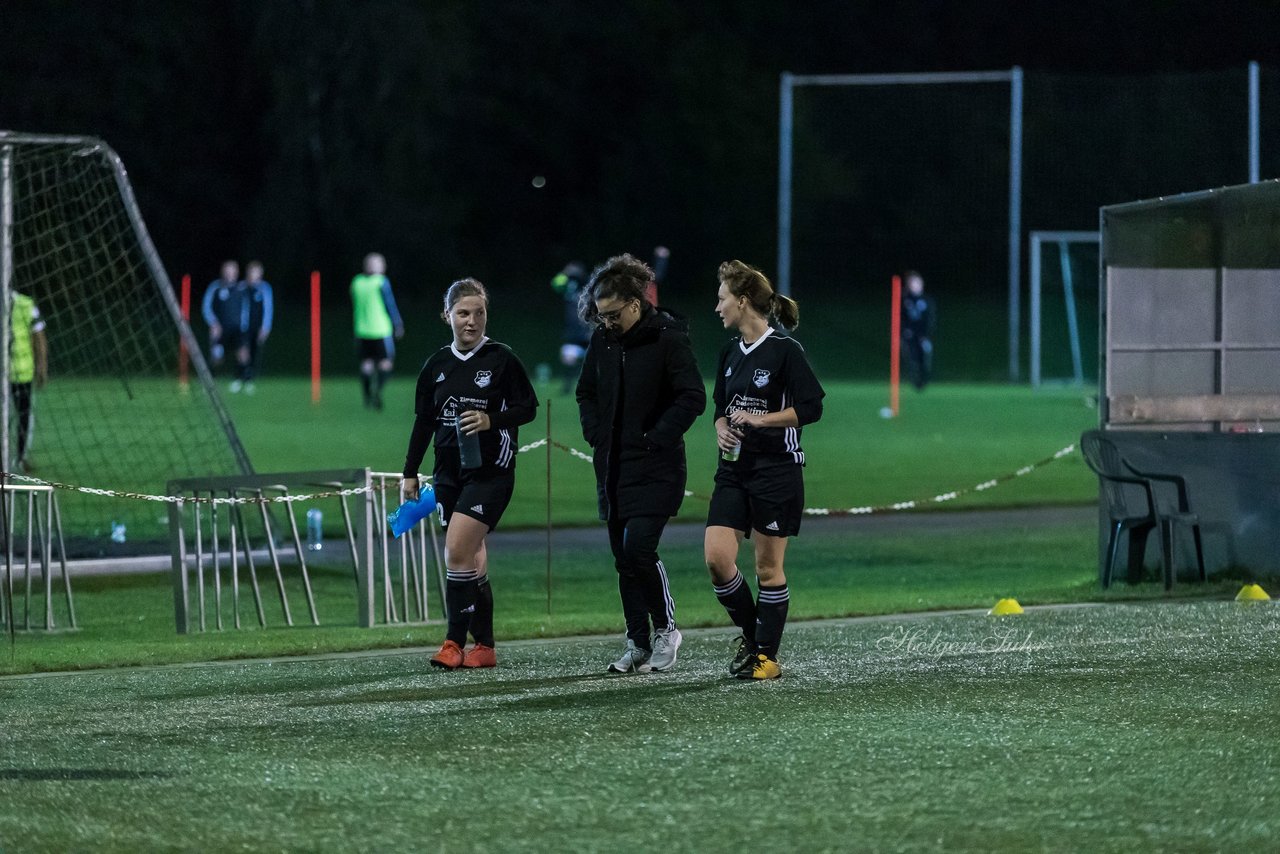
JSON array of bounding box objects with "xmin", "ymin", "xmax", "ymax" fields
[
  {"xmin": 642, "ymin": 626, "xmax": 682, "ymax": 672},
  {"xmin": 606, "ymin": 639, "xmax": 650, "ymax": 674},
  {"xmin": 229, "ymin": 379, "xmax": 243, "ymax": 393}
]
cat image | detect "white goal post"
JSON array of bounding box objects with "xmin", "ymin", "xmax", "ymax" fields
[{"xmin": 1029, "ymin": 230, "xmax": 1100, "ymax": 388}]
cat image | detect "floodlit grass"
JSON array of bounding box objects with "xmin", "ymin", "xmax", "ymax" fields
[
  {"xmin": 1, "ymin": 600, "xmax": 1276, "ymax": 850},
  {"xmin": 3, "ymin": 510, "xmax": 1240, "ymax": 676},
  {"xmin": 34, "ymin": 377, "xmax": 1096, "ymax": 547},
  {"xmin": 222, "ymin": 377, "xmax": 1098, "ymax": 530}
]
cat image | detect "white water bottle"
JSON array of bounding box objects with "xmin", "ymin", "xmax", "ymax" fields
[{"xmin": 306, "ymin": 508, "xmax": 323, "ymax": 551}]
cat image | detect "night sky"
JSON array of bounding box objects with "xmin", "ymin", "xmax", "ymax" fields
[{"xmin": 4, "ymin": 0, "xmax": 1279, "ymax": 374}]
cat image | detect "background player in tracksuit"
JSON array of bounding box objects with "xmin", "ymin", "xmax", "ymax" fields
[
  {"xmin": 351, "ymin": 252, "xmax": 405, "ymax": 409},
  {"xmin": 8, "ymin": 291, "xmax": 48, "ymax": 473},
  {"xmin": 201, "ymin": 260, "xmax": 240, "ymax": 376},
  {"xmin": 401, "ymin": 278, "xmax": 538, "ymax": 670},
  {"xmin": 552, "ymin": 261, "xmax": 592, "ymax": 394},
  {"xmin": 705, "ymin": 260, "xmax": 824, "ymax": 680},
  {"xmin": 241, "ymin": 261, "xmax": 274, "ymax": 390},
  {"xmin": 901, "ymin": 269, "xmax": 936, "ymax": 390},
  {"xmin": 576, "ymin": 253, "xmax": 706, "ymax": 674}
]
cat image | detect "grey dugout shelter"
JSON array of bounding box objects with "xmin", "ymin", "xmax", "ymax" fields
[{"xmin": 1095, "ymin": 179, "xmax": 1280, "ymax": 581}]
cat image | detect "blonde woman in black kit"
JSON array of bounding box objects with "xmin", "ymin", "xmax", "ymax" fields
[
  {"xmin": 704, "ymin": 260, "xmax": 824, "ymax": 680},
  {"xmin": 401, "ymin": 278, "xmax": 538, "ymax": 670}
]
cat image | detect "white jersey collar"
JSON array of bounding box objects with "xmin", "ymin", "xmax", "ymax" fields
[
  {"xmin": 451, "ymin": 336, "xmax": 489, "ymax": 361},
  {"xmin": 738, "ymin": 326, "xmax": 775, "ymax": 356}
]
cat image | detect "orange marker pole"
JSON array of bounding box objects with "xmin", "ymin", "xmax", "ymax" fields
[
  {"xmin": 310, "ymin": 271, "xmax": 321, "ymax": 403},
  {"xmin": 179, "ymin": 273, "xmax": 191, "ymax": 387},
  {"xmin": 890, "ymin": 274, "xmax": 902, "ymax": 417}
]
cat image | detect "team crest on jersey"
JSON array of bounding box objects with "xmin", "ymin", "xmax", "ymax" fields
[
  {"xmin": 724, "ymin": 366, "xmax": 732, "ymax": 377},
  {"xmin": 753, "ymin": 369, "xmax": 771, "ymax": 388},
  {"xmin": 474, "ymin": 370, "xmax": 492, "ymax": 388}
]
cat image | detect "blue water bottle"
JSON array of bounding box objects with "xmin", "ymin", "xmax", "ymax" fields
[
  {"xmin": 456, "ymin": 415, "xmax": 482, "ymax": 469},
  {"xmin": 388, "ymin": 484, "xmax": 438, "ymax": 538}
]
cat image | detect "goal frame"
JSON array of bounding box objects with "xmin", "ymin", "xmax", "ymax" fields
[
  {"xmin": 777, "ymin": 68, "xmax": 1025, "ymax": 380},
  {"xmin": 1029, "ymin": 230, "xmax": 1100, "ymax": 388},
  {"xmin": 0, "ymin": 130, "xmax": 251, "ymax": 476}
]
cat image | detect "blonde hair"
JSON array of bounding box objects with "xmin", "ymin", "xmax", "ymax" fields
[
  {"xmin": 441, "ymin": 277, "xmax": 489, "ymax": 321},
  {"xmin": 718, "ymin": 260, "xmax": 799, "ymax": 329}
]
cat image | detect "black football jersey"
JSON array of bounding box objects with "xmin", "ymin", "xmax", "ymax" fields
[
  {"xmin": 404, "ymin": 337, "xmax": 538, "ymax": 478},
  {"xmin": 713, "ymin": 327, "xmax": 824, "ymax": 468}
]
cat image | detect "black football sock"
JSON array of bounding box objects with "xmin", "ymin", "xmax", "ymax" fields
[
  {"xmin": 445, "ymin": 569, "xmax": 479, "ymax": 646},
  {"xmin": 712, "ymin": 570, "xmax": 757, "ymax": 643},
  {"xmin": 755, "ymin": 583, "xmax": 790, "ymax": 659},
  {"xmin": 471, "ymin": 575, "xmax": 494, "ymax": 646},
  {"xmin": 360, "ymin": 373, "xmax": 372, "ymax": 404}
]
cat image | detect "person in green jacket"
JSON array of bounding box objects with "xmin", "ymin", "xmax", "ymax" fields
[
  {"xmin": 9, "ymin": 292, "xmax": 48, "ymax": 472},
  {"xmin": 350, "ymin": 252, "xmax": 405, "ymax": 410}
]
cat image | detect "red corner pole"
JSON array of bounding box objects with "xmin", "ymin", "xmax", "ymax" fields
[
  {"xmin": 889, "ymin": 274, "xmax": 902, "ymax": 417},
  {"xmin": 310, "ymin": 270, "xmax": 322, "ymax": 403},
  {"xmin": 179, "ymin": 273, "xmax": 191, "ymax": 387}
]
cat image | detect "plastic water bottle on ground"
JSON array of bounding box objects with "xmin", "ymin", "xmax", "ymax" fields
[
  {"xmin": 456, "ymin": 416, "xmax": 483, "ymax": 469},
  {"xmin": 110, "ymin": 521, "xmax": 127, "ymax": 544},
  {"xmin": 306, "ymin": 508, "xmax": 323, "ymax": 551}
]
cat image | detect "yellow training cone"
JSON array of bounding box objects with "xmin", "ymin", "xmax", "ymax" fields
[
  {"xmin": 1235, "ymin": 584, "xmax": 1271, "ymax": 602},
  {"xmin": 988, "ymin": 598, "xmax": 1024, "ymax": 616}
]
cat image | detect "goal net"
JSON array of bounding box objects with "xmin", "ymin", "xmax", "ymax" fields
[{"xmin": 1, "ymin": 132, "xmax": 251, "ymax": 552}]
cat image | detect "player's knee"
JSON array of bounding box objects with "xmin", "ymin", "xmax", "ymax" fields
[
  {"xmin": 705, "ymin": 550, "xmax": 735, "ymax": 582},
  {"xmin": 755, "ymin": 562, "xmax": 785, "ymax": 586},
  {"xmin": 377, "ymin": 359, "xmax": 393, "ymax": 371},
  {"xmin": 360, "ymin": 361, "xmax": 375, "ymax": 375}
]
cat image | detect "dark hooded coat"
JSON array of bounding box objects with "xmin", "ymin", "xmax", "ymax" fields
[{"xmin": 576, "ymin": 304, "xmax": 706, "ymax": 520}]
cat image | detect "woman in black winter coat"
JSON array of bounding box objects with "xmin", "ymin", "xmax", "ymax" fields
[{"xmin": 576, "ymin": 253, "xmax": 706, "ymax": 674}]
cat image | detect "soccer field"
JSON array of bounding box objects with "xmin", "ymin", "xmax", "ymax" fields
[
  {"xmin": 34, "ymin": 378, "xmax": 1098, "ymax": 548},
  {"xmin": 2, "ymin": 600, "xmax": 1276, "ymax": 851},
  {"xmin": 224, "ymin": 377, "xmax": 1100, "ymax": 527}
]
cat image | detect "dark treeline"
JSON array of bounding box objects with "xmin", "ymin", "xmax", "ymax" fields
[{"xmin": 4, "ymin": 0, "xmax": 1279, "ymax": 377}]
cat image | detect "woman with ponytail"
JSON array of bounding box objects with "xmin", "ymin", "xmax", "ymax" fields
[{"xmin": 704, "ymin": 260, "xmax": 825, "ymax": 680}]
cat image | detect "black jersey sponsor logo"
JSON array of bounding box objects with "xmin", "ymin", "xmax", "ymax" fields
[
  {"xmin": 753, "ymin": 369, "xmax": 771, "ymax": 388},
  {"xmin": 439, "ymin": 395, "xmax": 488, "ymax": 422},
  {"xmin": 727, "ymin": 393, "xmax": 768, "ymax": 416},
  {"xmin": 474, "ymin": 370, "xmax": 492, "ymax": 388}
]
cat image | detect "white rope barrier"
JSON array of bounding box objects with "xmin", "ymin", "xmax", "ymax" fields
[
  {"xmin": 1, "ymin": 472, "xmax": 389, "ymax": 505},
  {"xmin": 1, "ymin": 441, "xmax": 1078, "ymax": 515}
]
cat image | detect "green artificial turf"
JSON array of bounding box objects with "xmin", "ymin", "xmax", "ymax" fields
[
  {"xmin": 32, "ymin": 378, "xmax": 1097, "ymax": 548},
  {"xmin": 2, "ymin": 509, "xmax": 1241, "ymax": 676},
  {"xmin": 1, "ymin": 600, "xmax": 1276, "ymax": 851},
  {"xmin": 222, "ymin": 377, "xmax": 1099, "ymax": 529}
]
